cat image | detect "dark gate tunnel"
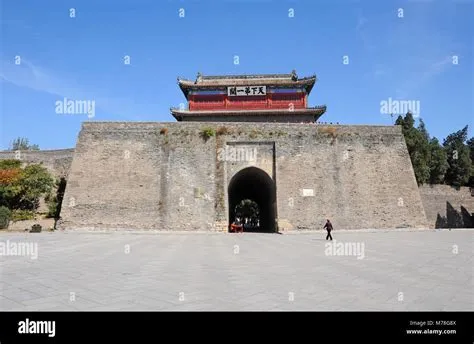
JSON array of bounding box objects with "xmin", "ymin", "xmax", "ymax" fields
[{"xmin": 228, "ymin": 167, "xmax": 277, "ymax": 233}]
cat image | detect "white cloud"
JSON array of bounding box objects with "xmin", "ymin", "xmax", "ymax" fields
[{"xmin": 0, "ymin": 58, "xmax": 143, "ymax": 120}]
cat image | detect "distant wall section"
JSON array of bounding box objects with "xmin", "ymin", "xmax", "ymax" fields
[
  {"xmin": 0, "ymin": 149, "xmax": 74, "ymax": 178},
  {"xmin": 419, "ymin": 185, "xmax": 474, "ymax": 228}
]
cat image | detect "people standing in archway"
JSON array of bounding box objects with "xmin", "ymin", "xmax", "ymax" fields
[{"xmin": 324, "ymin": 219, "xmax": 333, "ymax": 240}]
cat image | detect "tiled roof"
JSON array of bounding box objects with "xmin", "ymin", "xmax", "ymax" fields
[
  {"xmin": 170, "ymin": 106, "xmax": 326, "ymax": 120},
  {"xmin": 177, "ymin": 71, "xmax": 318, "ymax": 97}
]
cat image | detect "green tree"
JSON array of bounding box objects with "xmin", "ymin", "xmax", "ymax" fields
[
  {"xmin": 467, "ymin": 137, "xmax": 474, "ymax": 186},
  {"xmin": 17, "ymin": 165, "xmax": 54, "ymax": 209},
  {"xmin": 443, "ymin": 126, "xmax": 472, "ymax": 186},
  {"xmin": 428, "ymin": 138, "xmax": 448, "ymax": 184},
  {"xmin": 0, "ymin": 163, "xmax": 54, "ymax": 210},
  {"xmin": 0, "ymin": 160, "xmax": 23, "ymax": 208},
  {"xmin": 10, "ymin": 137, "xmax": 40, "ymax": 151},
  {"xmin": 46, "ymin": 177, "xmax": 67, "ymax": 219},
  {"xmin": 415, "ymin": 119, "xmax": 431, "ymax": 184},
  {"xmin": 418, "ymin": 118, "xmax": 430, "ymax": 142},
  {"xmin": 401, "ymin": 112, "xmax": 415, "ymax": 131},
  {"xmin": 395, "ymin": 115, "xmax": 404, "ymax": 126},
  {"xmin": 235, "ymin": 199, "xmax": 259, "ymax": 222},
  {"xmin": 0, "ymin": 176, "xmax": 23, "ymax": 208},
  {"xmin": 0, "ymin": 160, "xmax": 21, "ymax": 169},
  {"xmin": 236, "ymin": 199, "xmax": 259, "ymax": 216},
  {"xmin": 0, "ymin": 206, "xmax": 11, "ymax": 229},
  {"xmin": 397, "ymin": 113, "xmax": 430, "ymax": 184},
  {"xmin": 467, "ymin": 137, "xmax": 474, "ymax": 162}
]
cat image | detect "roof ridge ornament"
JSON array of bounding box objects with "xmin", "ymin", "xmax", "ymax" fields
[{"xmin": 291, "ymin": 69, "xmax": 298, "ymax": 81}]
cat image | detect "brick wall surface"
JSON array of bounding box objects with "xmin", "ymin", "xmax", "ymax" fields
[
  {"xmin": 5, "ymin": 130, "xmax": 472, "ymax": 231},
  {"xmin": 419, "ymin": 185, "xmax": 474, "ymax": 228},
  {"xmin": 0, "ymin": 149, "xmax": 74, "ymax": 178},
  {"xmin": 56, "ymin": 122, "xmax": 428, "ymax": 231}
]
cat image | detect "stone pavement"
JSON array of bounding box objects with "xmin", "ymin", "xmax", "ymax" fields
[{"xmin": 0, "ymin": 230, "xmax": 472, "ymax": 311}]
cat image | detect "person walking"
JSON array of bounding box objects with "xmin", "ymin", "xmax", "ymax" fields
[{"xmin": 323, "ymin": 219, "xmax": 333, "ymax": 240}]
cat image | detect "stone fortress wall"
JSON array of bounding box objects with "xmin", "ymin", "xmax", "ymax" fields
[
  {"xmin": 58, "ymin": 122, "xmax": 427, "ymax": 231},
  {"xmin": 419, "ymin": 185, "xmax": 474, "ymax": 228},
  {"xmin": 0, "ymin": 149, "xmax": 74, "ymax": 179},
  {"xmin": 1, "ymin": 124, "xmax": 472, "ymax": 230}
]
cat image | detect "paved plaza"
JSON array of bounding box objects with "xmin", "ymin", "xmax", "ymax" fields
[{"xmin": 0, "ymin": 230, "xmax": 472, "ymax": 311}]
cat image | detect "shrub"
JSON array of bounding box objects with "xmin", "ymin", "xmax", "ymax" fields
[
  {"xmin": 217, "ymin": 126, "xmax": 231, "ymax": 136},
  {"xmin": 30, "ymin": 224, "xmax": 42, "ymax": 233},
  {"xmin": 11, "ymin": 209, "xmax": 35, "ymax": 222},
  {"xmin": 46, "ymin": 198, "xmax": 59, "ymax": 218},
  {"xmin": 319, "ymin": 126, "xmax": 338, "ymax": 137},
  {"xmin": 45, "ymin": 177, "xmax": 66, "ymax": 219},
  {"xmin": 249, "ymin": 129, "xmax": 262, "ymax": 139},
  {"xmin": 200, "ymin": 127, "xmax": 215, "ymax": 141},
  {"xmin": 4, "ymin": 164, "xmax": 55, "ymax": 211},
  {"xmin": 0, "ymin": 159, "xmax": 21, "ymax": 170},
  {"xmin": 0, "ymin": 206, "xmax": 11, "ymax": 229},
  {"xmin": 0, "ymin": 168, "xmax": 21, "ymax": 185}
]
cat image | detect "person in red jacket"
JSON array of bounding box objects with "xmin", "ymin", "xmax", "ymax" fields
[{"xmin": 323, "ymin": 219, "xmax": 333, "ymax": 240}]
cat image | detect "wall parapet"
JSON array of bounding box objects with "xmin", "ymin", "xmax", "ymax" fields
[{"xmin": 0, "ymin": 148, "xmax": 75, "ymax": 178}]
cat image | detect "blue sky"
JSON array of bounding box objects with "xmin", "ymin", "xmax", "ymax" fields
[{"xmin": 1, "ymin": 0, "xmax": 473, "ymax": 149}]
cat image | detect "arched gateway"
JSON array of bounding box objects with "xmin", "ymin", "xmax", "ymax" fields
[{"xmin": 228, "ymin": 167, "xmax": 277, "ymax": 233}]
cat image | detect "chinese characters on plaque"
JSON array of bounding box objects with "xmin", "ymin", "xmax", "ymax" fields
[{"xmin": 227, "ymin": 86, "xmax": 266, "ymax": 96}]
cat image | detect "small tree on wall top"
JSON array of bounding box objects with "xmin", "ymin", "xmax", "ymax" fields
[{"xmin": 9, "ymin": 137, "xmax": 39, "ymax": 151}]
